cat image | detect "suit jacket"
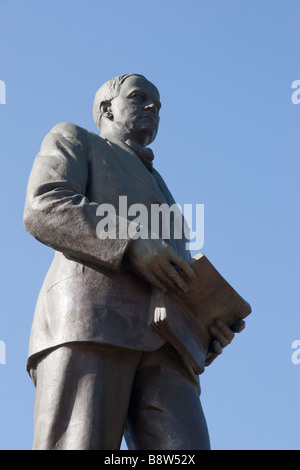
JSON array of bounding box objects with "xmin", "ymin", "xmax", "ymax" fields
[{"xmin": 24, "ymin": 122, "xmax": 191, "ymax": 367}]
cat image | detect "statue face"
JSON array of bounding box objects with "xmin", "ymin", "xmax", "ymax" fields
[{"xmin": 109, "ymin": 75, "xmax": 161, "ymax": 146}]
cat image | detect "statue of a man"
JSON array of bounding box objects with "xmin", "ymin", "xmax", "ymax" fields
[{"xmin": 24, "ymin": 74, "xmax": 236, "ymax": 450}]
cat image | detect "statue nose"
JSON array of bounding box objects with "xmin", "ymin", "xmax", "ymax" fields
[{"xmin": 145, "ymin": 102, "xmax": 159, "ymax": 114}]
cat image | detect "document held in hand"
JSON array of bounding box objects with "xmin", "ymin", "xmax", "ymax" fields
[{"xmin": 149, "ymin": 252, "xmax": 252, "ymax": 374}]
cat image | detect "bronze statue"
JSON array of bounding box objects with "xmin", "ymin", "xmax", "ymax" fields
[{"xmin": 24, "ymin": 74, "xmax": 245, "ymax": 450}]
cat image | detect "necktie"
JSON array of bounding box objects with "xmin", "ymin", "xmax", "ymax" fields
[{"xmin": 125, "ymin": 139, "xmax": 154, "ymax": 170}]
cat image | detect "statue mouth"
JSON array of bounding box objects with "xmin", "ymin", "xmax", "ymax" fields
[{"xmin": 140, "ymin": 115, "xmax": 158, "ymax": 126}]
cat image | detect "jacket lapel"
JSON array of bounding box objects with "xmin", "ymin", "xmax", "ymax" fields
[{"xmin": 101, "ymin": 134, "xmax": 170, "ymax": 205}]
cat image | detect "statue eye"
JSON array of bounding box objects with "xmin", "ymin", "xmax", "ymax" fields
[{"xmin": 129, "ymin": 92, "xmax": 144, "ymax": 102}]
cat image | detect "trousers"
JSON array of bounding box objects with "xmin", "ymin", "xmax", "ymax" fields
[{"xmin": 30, "ymin": 342, "xmax": 210, "ymax": 450}]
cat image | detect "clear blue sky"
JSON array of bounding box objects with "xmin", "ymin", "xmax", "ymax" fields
[{"xmin": 0, "ymin": 0, "xmax": 299, "ymax": 450}]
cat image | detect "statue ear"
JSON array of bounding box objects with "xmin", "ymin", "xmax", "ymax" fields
[{"xmin": 100, "ymin": 100, "xmax": 113, "ymax": 120}]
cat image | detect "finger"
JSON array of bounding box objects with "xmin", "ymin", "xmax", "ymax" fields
[
  {"xmin": 210, "ymin": 323, "xmax": 233, "ymax": 348},
  {"xmin": 216, "ymin": 320, "xmax": 235, "ymax": 342},
  {"xmin": 158, "ymin": 259, "xmax": 189, "ymax": 293},
  {"xmin": 165, "ymin": 247, "xmax": 197, "ymax": 282},
  {"xmin": 211, "ymin": 339, "xmax": 223, "ymax": 355},
  {"xmin": 205, "ymin": 340, "xmax": 223, "ymax": 366},
  {"xmin": 151, "ymin": 264, "xmax": 178, "ymax": 292},
  {"xmin": 231, "ymin": 320, "xmax": 246, "ymax": 333},
  {"xmin": 205, "ymin": 351, "xmax": 218, "ymax": 366},
  {"xmin": 144, "ymin": 270, "xmax": 169, "ymax": 293}
]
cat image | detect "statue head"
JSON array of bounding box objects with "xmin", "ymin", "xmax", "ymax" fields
[{"xmin": 93, "ymin": 74, "xmax": 161, "ymax": 147}]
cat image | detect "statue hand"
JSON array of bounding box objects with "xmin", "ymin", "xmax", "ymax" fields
[
  {"xmin": 123, "ymin": 238, "xmax": 197, "ymax": 293},
  {"xmin": 205, "ymin": 319, "xmax": 246, "ymax": 366}
]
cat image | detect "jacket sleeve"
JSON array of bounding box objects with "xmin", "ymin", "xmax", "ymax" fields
[{"xmin": 23, "ymin": 122, "xmax": 134, "ymax": 271}]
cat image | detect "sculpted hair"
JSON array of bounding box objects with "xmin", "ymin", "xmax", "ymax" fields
[{"xmin": 93, "ymin": 74, "xmax": 146, "ymax": 131}]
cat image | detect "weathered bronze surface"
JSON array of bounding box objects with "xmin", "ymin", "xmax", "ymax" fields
[{"xmin": 24, "ymin": 74, "xmax": 247, "ymax": 450}]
